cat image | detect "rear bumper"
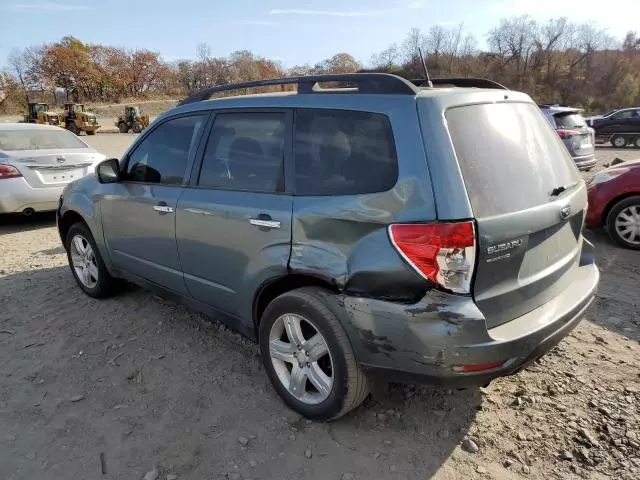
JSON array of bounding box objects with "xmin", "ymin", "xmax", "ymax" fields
[
  {"xmin": 327, "ymin": 241, "xmax": 599, "ymax": 387},
  {"xmin": 0, "ymin": 177, "xmax": 63, "ymax": 213},
  {"xmin": 572, "ymin": 154, "xmax": 597, "ymax": 171}
]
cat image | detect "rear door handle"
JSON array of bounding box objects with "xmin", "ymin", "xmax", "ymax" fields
[
  {"xmin": 249, "ymin": 218, "xmax": 281, "ymax": 229},
  {"xmin": 153, "ymin": 202, "xmax": 174, "ymax": 214}
]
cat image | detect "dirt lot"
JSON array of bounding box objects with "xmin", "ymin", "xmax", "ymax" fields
[{"xmin": 1, "ymin": 138, "xmax": 639, "ymax": 480}]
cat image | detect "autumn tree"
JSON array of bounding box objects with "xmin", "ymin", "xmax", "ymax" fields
[{"xmin": 314, "ymin": 53, "xmax": 361, "ymax": 74}]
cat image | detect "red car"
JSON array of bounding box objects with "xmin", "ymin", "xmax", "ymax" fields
[{"xmin": 586, "ymin": 159, "xmax": 640, "ymax": 249}]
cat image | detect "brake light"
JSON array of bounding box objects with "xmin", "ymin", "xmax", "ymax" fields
[
  {"xmin": 557, "ymin": 129, "xmax": 580, "ymax": 139},
  {"xmin": 0, "ymin": 165, "xmax": 22, "ymax": 180},
  {"xmin": 388, "ymin": 222, "xmax": 476, "ymax": 294}
]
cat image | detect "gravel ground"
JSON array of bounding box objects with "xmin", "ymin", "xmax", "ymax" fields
[{"xmin": 0, "ymin": 137, "xmax": 639, "ymax": 480}]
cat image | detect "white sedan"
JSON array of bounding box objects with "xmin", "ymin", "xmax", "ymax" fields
[{"xmin": 0, "ymin": 123, "xmax": 105, "ymax": 215}]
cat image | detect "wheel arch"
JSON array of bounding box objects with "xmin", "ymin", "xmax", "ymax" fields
[
  {"xmin": 58, "ymin": 209, "xmax": 88, "ymax": 245},
  {"xmin": 603, "ymin": 192, "xmax": 640, "ymax": 227},
  {"xmin": 253, "ymin": 274, "xmax": 340, "ymax": 329}
]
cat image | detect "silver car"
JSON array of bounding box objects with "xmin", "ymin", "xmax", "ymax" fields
[
  {"xmin": 0, "ymin": 123, "xmax": 105, "ymax": 215},
  {"xmin": 540, "ymin": 105, "xmax": 596, "ymax": 171}
]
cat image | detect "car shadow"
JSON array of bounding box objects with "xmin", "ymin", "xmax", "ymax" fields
[
  {"xmin": 38, "ymin": 246, "xmax": 66, "ymax": 256},
  {"xmin": 0, "ymin": 264, "xmax": 479, "ymax": 479},
  {"xmin": 585, "ymin": 230, "xmax": 640, "ymax": 342},
  {"xmin": 0, "ymin": 212, "xmax": 57, "ymax": 236}
]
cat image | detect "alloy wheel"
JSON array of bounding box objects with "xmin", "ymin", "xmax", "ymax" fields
[
  {"xmin": 268, "ymin": 313, "xmax": 334, "ymax": 405},
  {"xmin": 69, "ymin": 234, "xmax": 99, "ymax": 288}
]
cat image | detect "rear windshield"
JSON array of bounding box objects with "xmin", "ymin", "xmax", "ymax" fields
[
  {"xmin": 446, "ymin": 102, "xmax": 579, "ymax": 218},
  {"xmin": 0, "ymin": 129, "xmax": 87, "ymax": 151},
  {"xmin": 553, "ymin": 112, "xmax": 586, "ymax": 129}
]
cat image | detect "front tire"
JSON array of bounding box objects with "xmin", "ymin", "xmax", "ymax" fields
[
  {"xmin": 611, "ymin": 135, "xmax": 628, "ymax": 148},
  {"xmin": 131, "ymin": 122, "xmax": 143, "ymax": 134},
  {"xmin": 119, "ymin": 122, "xmax": 129, "ymax": 133},
  {"xmin": 259, "ymin": 288, "xmax": 369, "ymax": 421},
  {"xmin": 606, "ymin": 196, "xmax": 640, "ymax": 250},
  {"xmin": 634, "ymin": 137, "xmax": 640, "ymax": 149},
  {"xmin": 65, "ymin": 222, "xmax": 120, "ymax": 297},
  {"xmin": 86, "ymin": 130, "xmax": 96, "ymax": 136}
]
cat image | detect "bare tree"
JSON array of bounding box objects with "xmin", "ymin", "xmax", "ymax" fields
[
  {"xmin": 442, "ymin": 24, "xmax": 465, "ymax": 74},
  {"xmin": 401, "ymin": 28, "xmax": 427, "ymax": 62},
  {"xmin": 370, "ymin": 43, "xmax": 400, "ymax": 70},
  {"xmin": 488, "ymin": 15, "xmax": 537, "ymax": 87},
  {"xmin": 7, "ymin": 49, "xmax": 30, "ymax": 103}
]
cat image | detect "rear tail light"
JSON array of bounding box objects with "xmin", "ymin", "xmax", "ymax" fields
[
  {"xmin": 388, "ymin": 221, "xmax": 476, "ymax": 294},
  {"xmin": 556, "ymin": 129, "xmax": 580, "ymax": 139},
  {"xmin": 0, "ymin": 165, "xmax": 22, "ymax": 180}
]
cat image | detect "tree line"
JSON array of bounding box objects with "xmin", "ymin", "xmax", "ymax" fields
[{"xmin": 1, "ymin": 16, "xmax": 639, "ymax": 114}]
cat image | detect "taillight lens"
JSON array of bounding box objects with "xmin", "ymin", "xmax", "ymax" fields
[
  {"xmin": 0, "ymin": 165, "xmax": 22, "ymax": 180},
  {"xmin": 388, "ymin": 222, "xmax": 476, "ymax": 294},
  {"xmin": 556, "ymin": 129, "xmax": 580, "ymax": 139}
]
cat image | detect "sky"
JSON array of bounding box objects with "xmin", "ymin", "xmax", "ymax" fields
[{"xmin": 1, "ymin": 0, "xmax": 639, "ymax": 67}]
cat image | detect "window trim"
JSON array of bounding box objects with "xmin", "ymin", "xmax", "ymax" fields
[
  {"xmin": 291, "ymin": 107, "xmax": 399, "ymax": 197},
  {"xmin": 119, "ymin": 111, "xmax": 211, "ymax": 187},
  {"xmin": 188, "ymin": 108, "xmax": 294, "ymax": 195}
]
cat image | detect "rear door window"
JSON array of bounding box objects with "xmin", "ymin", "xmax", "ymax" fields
[
  {"xmin": 612, "ymin": 110, "xmax": 635, "ymax": 120},
  {"xmin": 293, "ymin": 109, "xmax": 398, "ymax": 195},
  {"xmin": 198, "ymin": 112, "xmax": 286, "ymax": 192},
  {"xmin": 446, "ymin": 102, "xmax": 579, "ymax": 218}
]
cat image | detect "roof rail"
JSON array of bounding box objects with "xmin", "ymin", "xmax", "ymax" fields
[
  {"xmin": 411, "ymin": 77, "xmax": 508, "ymax": 90},
  {"xmin": 177, "ymin": 73, "xmax": 419, "ymax": 106}
]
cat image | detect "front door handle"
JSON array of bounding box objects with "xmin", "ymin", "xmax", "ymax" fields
[
  {"xmin": 153, "ymin": 202, "xmax": 174, "ymax": 214},
  {"xmin": 249, "ymin": 217, "xmax": 281, "ymax": 229}
]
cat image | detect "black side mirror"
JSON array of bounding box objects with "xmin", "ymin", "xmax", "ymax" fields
[{"xmin": 96, "ymin": 158, "xmax": 121, "ymax": 184}]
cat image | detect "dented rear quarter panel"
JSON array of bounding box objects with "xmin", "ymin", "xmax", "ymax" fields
[{"xmin": 289, "ymin": 97, "xmax": 437, "ymax": 292}]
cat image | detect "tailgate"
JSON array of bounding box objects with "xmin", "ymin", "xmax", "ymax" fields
[{"xmin": 446, "ymin": 102, "xmax": 586, "ymax": 329}]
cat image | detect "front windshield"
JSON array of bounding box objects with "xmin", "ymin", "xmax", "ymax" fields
[{"xmin": 34, "ymin": 104, "xmax": 47, "ymax": 113}]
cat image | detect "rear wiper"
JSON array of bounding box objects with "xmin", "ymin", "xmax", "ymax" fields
[{"xmin": 550, "ymin": 181, "xmax": 580, "ymax": 197}]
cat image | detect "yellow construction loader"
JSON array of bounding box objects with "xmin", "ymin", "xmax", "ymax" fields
[
  {"xmin": 23, "ymin": 103, "xmax": 61, "ymax": 126},
  {"xmin": 115, "ymin": 106, "xmax": 150, "ymax": 133},
  {"xmin": 62, "ymin": 103, "xmax": 100, "ymax": 135}
]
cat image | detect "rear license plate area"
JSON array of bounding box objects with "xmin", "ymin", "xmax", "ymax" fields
[{"xmin": 39, "ymin": 167, "xmax": 85, "ymax": 184}]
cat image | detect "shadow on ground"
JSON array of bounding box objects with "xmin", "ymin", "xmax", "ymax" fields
[
  {"xmin": 585, "ymin": 230, "xmax": 640, "ymax": 342},
  {"xmin": 0, "ymin": 265, "xmax": 480, "ymax": 479},
  {"xmin": 0, "ymin": 212, "xmax": 57, "ymax": 236}
]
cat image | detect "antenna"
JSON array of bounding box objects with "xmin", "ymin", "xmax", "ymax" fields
[{"xmin": 417, "ymin": 48, "xmax": 433, "ymax": 87}]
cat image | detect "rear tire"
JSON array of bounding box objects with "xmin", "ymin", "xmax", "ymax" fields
[
  {"xmin": 86, "ymin": 130, "xmax": 96, "ymax": 136},
  {"xmin": 259, "ymin": 287, "xmax": 369, "ymax": 421},
  {"xmin": 65, "ymin": 222, "xmax": 121, "ymax": 297},
  {"xmin": 634, "ymin": 137, "xmax": 640, "ymax": 149},
  {"xmin": 606, "ymin": 196, "xmax": 640, "ymax": 250},
  {"xmin": 611, "ymin": 135, "xmax": 628, "ymax": 148},
  {"xmin": 118, "ymin": 122, "xmax": 129, "ymax": 133}
]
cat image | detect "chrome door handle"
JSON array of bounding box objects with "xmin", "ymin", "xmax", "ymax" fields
[
  {"xmin": 153, "ymin": 205, "xmax": 174, "ymax": 214},
  {"xmin": 249, "ymin": 218, "xmax": 281, "ymax": 229}
]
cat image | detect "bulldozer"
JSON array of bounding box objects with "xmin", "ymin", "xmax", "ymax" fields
[
  {"xmin": 23, "ymin": 102, "xmax": 61, "ymax": 126},
  {"xmin": 62, "ymin": 103, "xmax": 100, "ymax": 135},
  {"xmin": 115, "ymin": 106, "xmax": 149, "ymax": 133}
]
